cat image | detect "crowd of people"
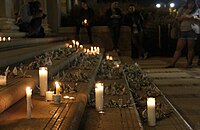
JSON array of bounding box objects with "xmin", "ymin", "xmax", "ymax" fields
[
  {"xmin": 71, "ymin": 0, "xmax": 148, "ymax": 59},
  {"xmin": 16, "ymin": 0, "xmax": 200, "ymax": 66}
]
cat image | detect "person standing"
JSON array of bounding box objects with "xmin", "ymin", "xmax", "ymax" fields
[
  {"xmin": 125, "ymin": 4, "xmax": 148, "ymax": 59},
  {"xmin": 105, "ymin": 1, "xmax": 123, "ymax": 52},
  {"xmin": 76, "ymin": 0, "xmax": 94, "ymax": 44},
  {"xmin": 166, "ymin": 0, "xmax": 199, "ymax": 68}
]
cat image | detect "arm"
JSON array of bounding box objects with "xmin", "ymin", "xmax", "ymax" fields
[{"xmin": 19, "ymin": 4, "xmax": 32, "ymax": 23}]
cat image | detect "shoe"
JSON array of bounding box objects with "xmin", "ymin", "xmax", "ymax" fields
[
  {"xmin": 186, "ymin": 64, "xmax": 192, "ymax": 68},
  {"xmin": 165, "ymin": 64, "xmax": 175, "ymax": 68},
  {"xmin": 143, "ymin": 52, "xmax": 148, "ymax": 59},
  {"xmin": 139, "ymin": 56, "xmax": 143, "ymax": 60}
]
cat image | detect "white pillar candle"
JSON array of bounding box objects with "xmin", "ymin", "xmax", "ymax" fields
[
  {"xmin": 80, "ymin": 45, "xmax": 83, "ymax": 49},
  {"xmin": 72, "ymin": 40, "xmax": 76, "ymax": 47},
  {"xmin": 55, "ymin": 81, "xmax": 60, "ymax": 95},
  {"xmin": 0, "ymin": 75, "xmax": 6, "ymax": 85},
  {"xmin": 83, "ymin": 19, "xmax": 87, "ymax": 24},
  {"xmin": 109, "ymin": 56, "xmax": 113, "ymax": 61},
  {"xmin": 7, "ymin": 37, "xmax": 11, "ymax": 41},
  {"xmin": 147, "ymin": 97, "xmax": 156, "ymax": 126},
  {"xmin": 97, "ymin": 47, "xmax": 100, "ymax": 54},
  {"xmin": 91, "ymin": 46, "xmax": 93, "ymax": 53},
  {"xmin": 46, "ymin": 91, "xmax": 54, "ymax": 101},
  {"xmin": 106, "ymin": 55, "xmax": 110, "ymax": 60},
  {"xmin": 39, "ymin": 67, "xmax": 48, "ymax": 96},
  {"xmin": 95, "ymin": 83, "xmax": 104, "ymax": 111},
  {"xmin": 76, "ymin": 41, "xmax": 79, "ymax": 48},
  {"xmin": 26, "ymin": 87, "xmax": 32, "ymax": 119},
  {"xmin": 2, "ymin": 37, "xmax": 6, "ymax": 41}
]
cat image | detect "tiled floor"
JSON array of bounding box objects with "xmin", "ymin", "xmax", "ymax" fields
[{"xmin": 137, "ymin": 57, "xmax": 200, "ymax": 129}]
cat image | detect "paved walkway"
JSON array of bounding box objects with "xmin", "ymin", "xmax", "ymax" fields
[{"xmin": 137, "ymin": 57, "xmax": 200, "ymax": 129}]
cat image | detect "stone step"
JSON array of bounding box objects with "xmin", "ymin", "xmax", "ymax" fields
[
  {"xmin": 0, "ymin": 51, "xmax": 103, "ymax": 130},
  {"xmin": 0, "ymin": 37, "xmax": 68, "ymax": 51},
  {"xmin": 0, "ymin": 41, "xmax": 68, "ymax": 68}
]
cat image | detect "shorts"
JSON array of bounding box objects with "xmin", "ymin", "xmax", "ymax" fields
[{"xmin": 179, "ymin": 30, "xmax": 197, "ymax": 40}]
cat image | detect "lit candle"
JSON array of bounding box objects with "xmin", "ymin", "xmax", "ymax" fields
[
  {"xmin": 2, "ymin": 37, "xmax": 6, "ymax": 41},
  {"xmin": 0, "ymin": 37, "xmax": 2, "ymax": 41},
  {"xmin": 46, "ymin": 91, "xmax": 54, "ymax": 101},
  {"xmin": 66, "ymin": 43, "xmax": 70, "ymax": 48},
  {"xmin": 26, "ymin": 87, "xmax": 32, "ymax": 119},
  {"xmin": 69, "ymin": 45, "xmax": 73, "ymax": 48},
  {"xmin": 95, "ymin": 82, "xmax": 104, "ymax": 111},
  {"xmin": 55, "ymin": 81, "xmax": 60, "ymax": 95},
  {"xmin": 106, "ymin": 55, "xmax": 110, "ymax": 60},
  {"xmin": 83, "ymin": 19, "xmax": 87, "ymax": 25},
  {"xmin": 109, "ymin": 56, "xmax": 113, "ymax": 61},
  {"xmin": 8, "ymin": 37, "xmax": 11, "ymax": 41},
  {"xmin": 84, "ymin": 48, "xmax": 87, "ymax": 53},
  {"xmin": 116, "ymin": 64, "xmax": 120, "ymax": 68},
  {"xmin": 80, "ymin": 45, "xmax": 83, "ymax": 49},
  {"xmin": 97, "ymin": 47, "xmax": 100, "ymax": 54},
  {"xmin": 147, "ymin": 97, "xmax": 156, "ymax": 126},
  {"xmin": 76, "ymin": 41, "xmax": 79, "ymax": 48},
  {"xmin": 91, "ymin": 46, "xmax": 93, "ymax": 52},
  {"xmin": 72, "ymin": 40, "xmax": 76, "ymax": 47},
  {"xmin": 0, "ymin": 75, "xmax": 6, "ymax": 85},
  {"xmin": 39, "ymin": 67, "xmax": 48, "ymax": 96}
]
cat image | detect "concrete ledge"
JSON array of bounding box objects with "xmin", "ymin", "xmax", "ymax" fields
[
  {"xmin": 0, "ymin": 37, "xmax": 68, "ymax": 51},
  {"xmin": 0, "ymin": 78, "xmax": 35, "ymax": 113},
  {"xmin": 0, "ymin": 41, "xmax": 67, "ymax": 68}
]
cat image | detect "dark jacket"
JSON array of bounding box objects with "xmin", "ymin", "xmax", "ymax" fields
[
  {"xmin": 105, "ymin": 8, "xmax": 122, "ymax": 27},
  {"xmin": 125, "ymin": 11, "xmax": 144, "ymax": 33},
  {"xmin": 78, "ymin": 7, "xmax": 94, "ymax": 26}
]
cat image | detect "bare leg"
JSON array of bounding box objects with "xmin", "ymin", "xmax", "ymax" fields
[
  {"xmin": 187, "ymin": 39, "xmax": 195, "ymax": 66},
  {"xmin": 171, "ymin": 39, "xmax": 186, "ymax": 66}
]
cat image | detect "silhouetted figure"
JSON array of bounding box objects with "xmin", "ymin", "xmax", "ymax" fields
[
  {"xmin": 125, "ymin": 4, "xmax": 148, "ymax": 59},
  {"xmin": 76, "ymin": 1, "xmax": 94, "ymax": 44},
  {"xmin": 105, "ymin": 1, "xmax": 122, "ymax": 52},
  {"xmin": 16, "ymin": 1, "xmax": 46, "ymax": 38}
]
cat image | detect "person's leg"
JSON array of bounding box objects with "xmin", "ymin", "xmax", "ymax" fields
[
  {"xmin": 86, "ymin": 26, "xmax": 93, "ymax": 44},
  {"xmin": 134, "ymin": 33, "xmax": 145, "ymax": 58},
  {"xmin": 76, "ymin": 25, "xmax": 81, "ymax": 40},
  {"xmin": 166, "ymin": 38, "xmax": 186, "ymax": 67},
  {"xmin": 187, "ymin": 39, "xmax": 195, "ymax": 67},
  {"xmin": 110, "ymin": 27, "xmax": 117, "ymax": 50},
  {"xmin": 115, "ymin": 25, "xmax": 120, "ymax": 50}
]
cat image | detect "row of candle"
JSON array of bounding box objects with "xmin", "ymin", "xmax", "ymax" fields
[
  {"xmin": 106, "ymin": 55, "xmax": 113, "ymax": 61},
  {"xmin": 94, "ymin": 81, "xmax": 156, "ymax": 126},
  {"xmin": 0, "ymin": 37, "xmax": 11, "ymax": 42},
  {"xmin": 84, "ymin": 46, "xmax": 100, "ymax": 55}
]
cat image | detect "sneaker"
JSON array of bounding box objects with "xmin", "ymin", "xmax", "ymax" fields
[
  {"xmin": 143, "ymin": 52, "xmax": 148, "ymax": 59},
  {"xmin": 165, "ymin": 64, "xmax": 175, "ymax": 68},
  {"xmin": 186, "ymin": 64, "xmax": 192, "ymax": 68}
]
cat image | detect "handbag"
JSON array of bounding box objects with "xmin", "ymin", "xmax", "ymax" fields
[{"xmin": 170, "ymin": 20, "xmax": 180, "ymax": 39}]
